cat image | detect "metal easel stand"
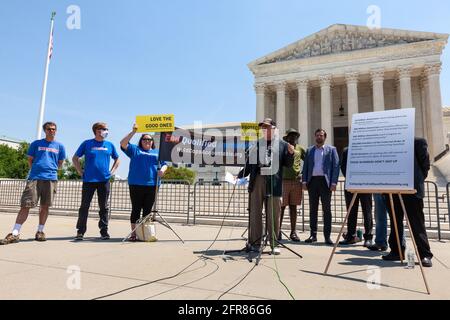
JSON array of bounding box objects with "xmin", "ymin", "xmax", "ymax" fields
[{"xmin": 324, "ymin": 190, "xmax": 430, "ymax": 295}]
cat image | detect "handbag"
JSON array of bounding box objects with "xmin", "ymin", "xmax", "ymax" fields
[{"xmin": 135, "ymin": 219, "xmax": 157, "ymax": 242}]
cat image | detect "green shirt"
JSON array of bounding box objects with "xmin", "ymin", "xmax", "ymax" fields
[{"xmin": 282, "ymin": 145, "xmax": 306, "ymax": 180}]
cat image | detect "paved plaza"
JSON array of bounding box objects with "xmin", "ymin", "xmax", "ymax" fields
[{"xmin": 1, "ymin": 211, "xmax": 450, "ymax": 300}]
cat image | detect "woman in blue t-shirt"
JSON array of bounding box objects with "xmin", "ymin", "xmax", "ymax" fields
[{"xmin": 120, "ymin": 124, "xmax": 168, "ymax": 241}]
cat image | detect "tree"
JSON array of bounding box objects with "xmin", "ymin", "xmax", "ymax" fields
[
  {"xmin": 0, "ymin": 142, "xmax": 30, "ymax": 179},
  {"xmin": 162, "ymin": 166, "xmax": 196, "ymax": 185},
  {"xmin": 58, "ymin": 158, "xmax": 84, "ymax": 180}
]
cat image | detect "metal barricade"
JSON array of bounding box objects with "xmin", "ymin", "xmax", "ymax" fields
[
  {"xmin": 447, "ymin": 182, "xmax": 450, "ymax": 230},
  {"xmin": 109, "ymin": 179, "xmax": 191, "ymax": 223},
  {"xmin": 193, "ymin": 181, "xmax": 248, "ymax": 224},
  {"xmin": 0, "ymin": 179, "xmax": 26, "ymax": 206}
]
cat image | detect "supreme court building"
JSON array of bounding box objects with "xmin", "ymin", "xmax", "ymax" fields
[{"xmin": 248, "ymin": 24, "xmax": 448, "ymax": 159}]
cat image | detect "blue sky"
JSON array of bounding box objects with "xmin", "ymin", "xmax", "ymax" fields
[{"xmin": 1, "ymin": 0, "xmax": 449, "ymax": 177}]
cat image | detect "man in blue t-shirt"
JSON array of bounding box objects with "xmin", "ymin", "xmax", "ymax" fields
[
  {"xmin": 73, "ymin": 122, "xmax": 120, "ymax": 240},
  {"xmin": 1, "ymin": 122, "xmax": 66, "ymax": 245}
]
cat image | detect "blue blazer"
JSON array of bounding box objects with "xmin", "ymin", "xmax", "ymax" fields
[{"xmin": 302, "ymin": 145, "xmax": 340, "ymax": 188}]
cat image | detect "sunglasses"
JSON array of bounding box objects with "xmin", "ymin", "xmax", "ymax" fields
[
  {"xmin": 46, "ymin": 128, "xmax": 56, "ymax": 132},
  {"xmin": 142, "ymin": 138, "xmax": 153, "ymax": 142},
  {"xmin": 97, "ymin": 128, "xmax": 109, "ymax": 131}
]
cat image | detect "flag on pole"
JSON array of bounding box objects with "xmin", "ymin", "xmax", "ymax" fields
[
  {"xmin": 36, "ymin": 11, "xmax": 56, "ymax": 140},
  {"xmin": 49, "ymin": 29, "xmax": 54, "ymax": 60}
]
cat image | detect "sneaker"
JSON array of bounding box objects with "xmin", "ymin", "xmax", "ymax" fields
[
  {"xmin": 271, "ymin": 247, "xmax": 281, "ymax": 255},
  {"xmin": 35, "ymin": 231, "xmax": 47, "ymax": 242},
  {"xmin": 101, "ymin": 233, "xmax": 110, "ymax": 240},
  {"xmin": 0, "ymin": 233, "xmax": 20, "ymax": 245},
  {"xmin": 74, "ymin": 233, "xmax": 84, "ymax": 241}
]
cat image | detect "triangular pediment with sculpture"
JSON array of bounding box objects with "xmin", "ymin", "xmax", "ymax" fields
[{"xmin": 254, "ymin": 24, "xmax": 447, "ymax": 65}]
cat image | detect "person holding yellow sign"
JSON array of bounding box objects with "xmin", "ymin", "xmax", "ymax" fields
[{"xmin": 120, "ymin": 124, "xmax": 168, "ymax": 242}]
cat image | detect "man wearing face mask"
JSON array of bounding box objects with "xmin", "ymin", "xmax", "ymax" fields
[{"xmin": 73, "ymin": 122, "xmax": 120, "ymax": 240}]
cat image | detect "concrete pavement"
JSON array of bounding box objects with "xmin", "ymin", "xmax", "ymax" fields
[{"xmin": 0, "ymin": 211, "xmax": 450, "ymax": 300}]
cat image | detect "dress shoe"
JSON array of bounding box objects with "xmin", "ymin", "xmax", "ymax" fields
[
  {"xmin": 305, "ymin": 235, "xmax": 317, "ymax": 244},
  {"xmin": 339, "ymin": 237, "xmax": 357, "ymax": 245},
  {"xmin": 277, "ymin": 233, "xmax": 282, "ymax": 241},
  {"xmin": 363, "ymin": 240, "xmax": 374, "ymax": 248},
  {"xmin": 367, "ymin": 243, "xmax": 388, "ymax": 251},
  {"xmin": 382, "ymin": 252, "xmax": 403, "ymax": 261},
  {"xmin": 246, "ymin": 244, "xmax": 261, "ymax": 253},
  {"xmin": 325, "ymin": 238, "xmax": 334, "ymax": 245},
  {"xmin": 421, "ymin": 257, "xmax": 433, "ymax": 268},
  {"xmin": 290, "ymin": 232, "xmax": 300, "ymax": 242}
]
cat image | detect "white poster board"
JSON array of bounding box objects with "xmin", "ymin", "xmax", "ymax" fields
[{"xmin": 345, "ymin": 108, "xmax": 415, "ymax": 192}]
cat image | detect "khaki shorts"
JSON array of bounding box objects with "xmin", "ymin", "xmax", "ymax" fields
[
  {"xmin": 282, "ymin": 180, "xmax": 303, "ymax": 207},
  {"xmin": 20, "ymin": 180, "xmax": 58, "ymax": 208}
]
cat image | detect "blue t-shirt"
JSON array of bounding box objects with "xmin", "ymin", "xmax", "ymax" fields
[
  {"xmin": 75, "ymin": 139, "xmax": 119, "ymax": 182},
  {"xmin": 27, "ymin": 139, "xmax": 66, "ymax": 181},
  {"xmin": 122, "ymin": 144, "xmax": 166, "ymax": 186}
]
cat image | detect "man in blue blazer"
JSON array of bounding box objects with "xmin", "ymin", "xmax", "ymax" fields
[{"xmin": 302, "ymin": 129, "xmax": 340, "ymax": 245}]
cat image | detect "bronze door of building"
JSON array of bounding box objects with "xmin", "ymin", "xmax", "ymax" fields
[{"xmin": 334, "ymin": 127, "xmax": 349, "ymax": 158}]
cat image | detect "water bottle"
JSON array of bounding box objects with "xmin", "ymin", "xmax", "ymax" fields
[
  {"xmin": 407, "ymin": 250, "xmax": 415, "ymax": 269},
  {"xmin": 356, "ymin": 229, "xmax": 363, "ymax": 242}
]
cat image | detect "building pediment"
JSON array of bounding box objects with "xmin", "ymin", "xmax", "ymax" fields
[{"xmin": 249, "ymin": 24, "xmax": 448, "ymax": 68}]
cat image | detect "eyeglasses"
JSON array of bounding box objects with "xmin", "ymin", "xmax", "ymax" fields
[{"xmin": 46, "ymin": 128, "xmax": 56, "ymax": 132}]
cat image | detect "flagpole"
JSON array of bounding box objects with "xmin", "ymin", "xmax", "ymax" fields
[{"xmin": 36, "ymin": 11, "xmax": 56, "ymax": 140}]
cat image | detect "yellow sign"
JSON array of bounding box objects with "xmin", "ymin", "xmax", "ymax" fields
[
  {"xmin": 136, "ymin": 114, "xmax": 175, "ymax": 133},
  {"xmin": 241, "ymin": 122, "xmax": 261, "ymax": 141}
]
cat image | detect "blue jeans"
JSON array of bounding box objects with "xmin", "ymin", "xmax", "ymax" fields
[{"xmin": 374, "ymin": 194, "xmax": 388, "ymax": 247}]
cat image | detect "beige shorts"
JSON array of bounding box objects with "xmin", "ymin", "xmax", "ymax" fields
[
  {"xmin": 20, "ymin": 180, "xmax": 58, "ymax": 208},
  {"xmin": 282, "ymin": 180, "xmax": 303, "ymax": 207}
]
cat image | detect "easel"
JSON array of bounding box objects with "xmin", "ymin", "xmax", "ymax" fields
[{"xmin": 324, "ymin": 189, "xmax": 431, "ymax": 295}]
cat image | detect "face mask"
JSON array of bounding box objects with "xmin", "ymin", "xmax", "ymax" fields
[{"xmin": 100, "ymin": 130, "xmax": 109, "ymax": 139}]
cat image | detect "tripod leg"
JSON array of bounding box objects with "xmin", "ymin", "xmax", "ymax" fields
[
  {"xmin": 399, "ymin": 195, "xmax": 431, "ymax": 295},
  {"xmin": 255, "ymin": 234, "xmax": 268, "ymax": 266},
  {"xmin": 275, "ymin": 239, "xmax": 303, "ymax": 259},
  {"xmin": 324, "ymin": 192, "xmax": 358, "ymax": 274},
  {"xmin": 389, "ymin": 194, "xmax": 404, "ymax": 263},
  {"xmin": 154, "ymin": 211, "xmax": 185, "ymax": 244}
]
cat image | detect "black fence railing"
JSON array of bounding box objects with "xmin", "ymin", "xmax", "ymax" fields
[
  {"xmin": 0, "ymin": 179, "xmax": 191, "ymax": 223},
  {"xmin": 0, "ymin": 178, "xmax": 448, "ymax": 238},
  {"xmin": 447, "ymin": 182, "xmax": 450, "ymax": 229}
]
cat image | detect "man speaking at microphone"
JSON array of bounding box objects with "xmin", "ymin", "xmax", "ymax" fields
[{"xmin": 237, "ymin": 118, "xmax": 294, "ymax": 255}]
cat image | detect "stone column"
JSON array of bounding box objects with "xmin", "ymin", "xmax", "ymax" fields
[
  {"xmin": 398, "ymin": 65, "xmax": 413, "ymax": 109},
  {"xmin": 345, "ymin": 72, "xmax": 359, "ymax": 128},
  {"xmin": 371, "ymin": 68, "xmax": 385, "ymax": 111},
  {"xmin": 296, "ymin": 78, "xmax": 309, "ymax": 148},
  {"xmin": 424, "ymin": 63, "xmax": 446, "ymax": 159},
  {"xmin": 276, "ymin": 81, "xmax": 287, "ymax": 135},
  {"xmin": 319, "ymin": 75, "xmax": 333, "ymax": 144},
  {"xmin": 420, "ymin": 77, "xmax": 431, "ymax": 154},
  {"xmin": 255, "ymin": 83, "xmax": 266, "ymax": 122}
]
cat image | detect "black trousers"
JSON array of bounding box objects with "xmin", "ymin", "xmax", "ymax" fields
[
  {"xmin": 385, "ymin": 194, "xmax": 433, "ymax": 259},
  {"xmin": 129, "ymin": 185, "xmax": 157, "ymax": 224},
  {"xmin": 76, "ymin": 182, "xmax": 110, "ymax": 235},
  {"xmin": 308, "ymin": 176, "xmax": 332, "ymax": 238},
  {"xmin": 344, "ymin": 191, "xmax": 373, "ymax": 240}
]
